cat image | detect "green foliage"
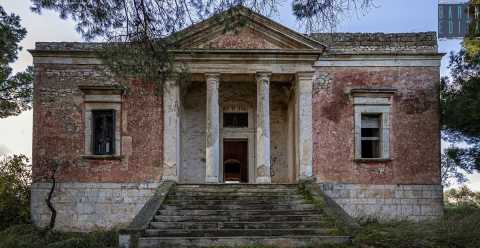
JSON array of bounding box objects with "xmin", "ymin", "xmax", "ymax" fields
[
  {"xmin": 464, "ymin": 1, "xmax": 480, "ymax": 58},
  {"xmin": 445, "ymin": 186, "xmax": 480, "ymax": 207},
  {"xmin": 0, "ymin": 225, "xmax": 118, "ymax": 248},
  {"xmin": 292, "ymin": 0, "xmax": 374, "ymax": 32},
  {"xmin": 441, "ymin": 49, "xmax": 480, "ymax": 185},
  {"xmin": 0, "ymin": 155, "xmax": 31, "ymax": 231},
  {"xmin": 0, "ymin": 5, "xmax": 33, "ymax": 118}
]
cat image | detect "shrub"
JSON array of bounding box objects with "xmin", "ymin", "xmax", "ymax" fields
[{"xmin": 0, "ymin": 155, "xmax": 31, "ymax": 230}]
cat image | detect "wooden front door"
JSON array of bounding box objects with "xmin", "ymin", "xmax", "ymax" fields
[{"xmin": 223, "ymin": 139, "xmax": 248, "ymax": 183}]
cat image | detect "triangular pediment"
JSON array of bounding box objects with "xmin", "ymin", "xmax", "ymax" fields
[{"xmin": 174, "ymin": 6, "xmax": 325, "ymax": 50}]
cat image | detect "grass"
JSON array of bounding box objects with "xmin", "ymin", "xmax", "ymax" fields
[
  {"xmin": 351, "ymin": 205, "xmax": 480, "ymax": 248},
  {"xmin": 0, "ymin": 206, "xmax": 479, "ymax": 248},
  {"xmin": 0, "ymin": 225, "xmax": 117, "ymax": 248}
]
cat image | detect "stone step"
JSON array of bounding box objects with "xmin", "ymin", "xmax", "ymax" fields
[
  {"xmin": 168, "ymin": 194, "xmax": 303, "ymax": 201},
  {"xmin": 163, "ymin": 199, "xmax": 308, "ymax": 206},
  {"xmin": 176, "ymin": 184, "xmax": 298, "ymax": 189},
  {"xmin": 169, "ymin": 191, "xmax": 300, "ymax": 197},
  {"xmin": 143, "ymin": 228, "xmax": 338, "ymax": 237},
  {"xmin": 173, "ymin": 187, "xmax": 298, "ymax": 193},
  {"xmin": 161, "ymin": 203, "xmax": 316, "ymax": 211},
  {"xmin": 156, "ymin": 209, "xmax": 324, "ymax": 217},
  {"xmin": 153, "ymin": 214, "xmax": 328, "ymax": 222},
  {"xmin": 138, "ymin": 235, "xmax": 351, "ymax": 248},
  {"xmin": 149, "ymin": 221, "xmax": 334, "ymax": 230}
]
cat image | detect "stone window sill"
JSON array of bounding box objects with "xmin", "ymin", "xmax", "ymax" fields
[
  {"xmin": 81, "ymin": 155, "xmax": 124, "ymax": 160},
  {"xmin": 354, "ymin": 158, "xmax": 391, "ymax": 163}
]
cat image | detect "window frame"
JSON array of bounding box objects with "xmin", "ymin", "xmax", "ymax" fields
[
  {"xmin": 91, "ymin": 109, "xmax": 116, "ymax": 155},
  {"xmin": 360, "ymin": 113, "xmax": 383, "ymax": 159},
  {"xmin": 354, "ymin": 95, "xmax": 391, "ymax": 161},
  {"xmin": 223, "ymin": 112, "xmax": 249, "ymax": 128},
  {"xmin": 80, "ymin": 85, "xmax": 123, "ymax": 159}
]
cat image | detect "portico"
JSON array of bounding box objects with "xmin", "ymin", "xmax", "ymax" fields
[{"xmin": 163, "ymin": 68, "xmax": 317, "ymax": 184}]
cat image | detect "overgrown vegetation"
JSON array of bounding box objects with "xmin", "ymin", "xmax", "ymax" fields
[
  {"xmin": 440, "ymin": 0, "xmax": 480, "ymax": 186},
  {"xmin": 352, "ymin": 206, "xmax": 480, "ymax": 248},
  {"xmin": 0, "ymin": 5, "xmax": 33, "ymax": 118},
  {"xmin": 0, "ymin": 225, "xmax": 117, "ymax": 248},
  {"xmin": 0, "ymin": 155, "xmax": 31, "ymax": 230},
  {"xmin": 219, "ymin": 206, "xmax": 480, "ymax": 248},
  {"xmin": 0, "ymin": 205, "xmax": 479, "ymax": 247}
]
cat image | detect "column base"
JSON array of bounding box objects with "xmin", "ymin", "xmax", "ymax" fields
[
  {"xmin": 205, "ymin": 177, "xmax": 219, "ymax": 183},
  {"xmin": 255, "ymin": 176, "xmax": 272, "ymax": 184}
]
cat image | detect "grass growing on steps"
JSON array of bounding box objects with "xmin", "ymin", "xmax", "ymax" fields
[
  {"xmin": 0, "ymin": 224, "xmax": 117, "ymax": 248},
  {"xmin": 213, "ymin": 206, "xmax": 480, "ymax": 247},
  {"xmin": 296, "ymin": 182, "xmax": 347, "ymax": 236}
]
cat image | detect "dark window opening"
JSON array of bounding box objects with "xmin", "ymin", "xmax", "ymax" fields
[
  {"xmin": 361, "ymin": 114, "xmax": 381, "ymax": 158},
  {"xmin": 92, "ymin": 110, "xmax": 115, "ymax": 155},
  {"xmin": 223, "ymin": 113, "xmax": 248, "ymax": 128}
]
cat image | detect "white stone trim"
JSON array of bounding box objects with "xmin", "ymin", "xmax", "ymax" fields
[
  {"xmin": 163, "ymin": 77, "xmax": 181, "ymax": 181},
  {"xmin": 296, "ymin": 72, "xmax": 314, "ymax": 179},
  {"xmin": 315, "ymin": 56, "xmax": 442, "ymax": 67},
  {"xmin": 255, "ymin": 72, "xmax": 272, "ymax": 183},
  {"xmin": 205, "ymin": 73, "xmax": 221, "ymax": 183},
  {"xmin": 84, "ymin": 101, "xmax": 121, "ymax": 156},
  {"xmin": 221, "ymin": 101, "xmax": 256, "ymax": 183},
  {"xmin": 84, "ymin": 95, "xmax": 121, "ymax": 103},
  {"xmin": 354, "ymin": 97, "xmax": 392, "ymax": 160}
]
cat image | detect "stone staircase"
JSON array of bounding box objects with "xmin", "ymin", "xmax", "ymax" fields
[{"xmin": 137, "ymin": 184, "xmax": 351, "ymax": 248}]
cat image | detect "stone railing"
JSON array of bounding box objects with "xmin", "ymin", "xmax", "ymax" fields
[
  {"xmin": 298, "ymin": 180, "xmax": 360, "ymax": 235},
  {"xmin": 118, "ymin": 181, "xmax": 176, "ymax": 248}
]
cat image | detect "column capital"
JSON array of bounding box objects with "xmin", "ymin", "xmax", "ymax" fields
[
  {"xmin": 256, "ymin": 71, "xmax": 272, "ymax": 81},
  {"xmin": 296, "ymin": 71, "xmax": 315, "ymax": 81},
  {"xmin": 205, "ymin": 73, "xmax": 221, "ymax": 81}
]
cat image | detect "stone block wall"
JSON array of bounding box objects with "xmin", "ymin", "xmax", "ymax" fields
[
  {"xmin": 31, "ymin": 182, "xmax": 159, "ymax": 231},
  {"xmin": 319, "ymin": 183, "xmax": 443, "ymax": 221}
]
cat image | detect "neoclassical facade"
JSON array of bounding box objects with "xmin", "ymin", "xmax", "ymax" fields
[{"xmin": 30, "ymin": 7, "xmax": 444, "ymax": 231}]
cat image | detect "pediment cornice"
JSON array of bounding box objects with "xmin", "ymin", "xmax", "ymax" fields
[{"xmin": 172, "ymin": 6, "xmax": 326, "ymax": 51}]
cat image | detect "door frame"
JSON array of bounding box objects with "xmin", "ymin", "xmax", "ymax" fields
[
  {"xmin": 220, "ymin": 132, "xmax": 255, "ymax": 183},
  {"xmin": 222, "ymin": 138, "xmax": 249, "ymax": 183}
]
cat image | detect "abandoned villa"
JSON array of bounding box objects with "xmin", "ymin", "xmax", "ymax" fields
[{"xmin": 29, "ymin": 6, "xmax": 444, "ymax": 242}]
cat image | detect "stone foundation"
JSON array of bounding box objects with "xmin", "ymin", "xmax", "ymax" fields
[
  {"xmin": 31, "ymin": 182, "xmax": 159, "ymax": 232},
  {"xmin": 319, "ymin": 183, "xmax": 443, "ymax": 221}
]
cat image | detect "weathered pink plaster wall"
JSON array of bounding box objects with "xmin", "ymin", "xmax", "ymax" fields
[
  {"xmin": 312, "ymin": 67, "xmax": 441, "ymax": 185},
  {"xmin": 32, "ymin": 64, "xmax": 163, "ymax": 183}
]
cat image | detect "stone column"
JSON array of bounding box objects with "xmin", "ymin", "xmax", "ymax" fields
[
  {"xmin": 205, "ymin": 73, "xmax": 221, "ymax": 183},
  {"xmin": 296, "ymin": 72, "xmax": 314, "ymax": 180},
  {"xmin": 256, "ymin": 72, "xmax": 272, "ymax": 183},
  {"xmin": 163, "ymin": 76, "xmax": 181, "ymax": 181}
]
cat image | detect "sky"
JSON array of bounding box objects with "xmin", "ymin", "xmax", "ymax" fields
[{"xmin": 1, "ymin": 0, "xmax": 478, "ymax": 189}]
